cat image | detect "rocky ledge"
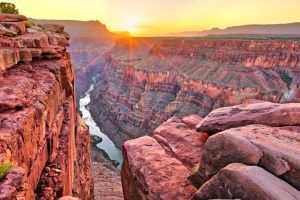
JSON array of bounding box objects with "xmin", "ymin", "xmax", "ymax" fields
[
  {"xmin": 121, "ymin": 100, "xmax": 300, "ymax": 200},
  {"xmin": 0, "ymin": 14, "xmax": 93, "ymax": 199}
]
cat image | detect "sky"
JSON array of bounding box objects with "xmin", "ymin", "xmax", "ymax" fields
[{"xmin": 6, "ymin": 0, "xmax": 300, "ymax": 36}]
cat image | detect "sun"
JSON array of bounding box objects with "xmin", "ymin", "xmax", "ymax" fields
[{"xmin": 125, "ymin": 24, "xmax": 138, "ymax": 35}]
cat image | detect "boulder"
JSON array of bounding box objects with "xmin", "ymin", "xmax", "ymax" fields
[
  {"xmin": 153, "ymin": 116, "xmax": 209, "ymax": 169},
  {"xmin": 190, "ymin": 125, "xmax": 300, "ymax": 190},
  {"xmin": 121, "ymin": 136, "xmax": 196, "ymax": 200},
  {"xmin": 191, "ymin": 163, "xmax": 300, "ymax": 200},
  {"xmin": 196, "ymin": 100, "xmax": 300, "ymax": 133},
  {"xmin": 0, "ymin": 13, "xmax": 27, "ymax": 22},
  {"xmin": 0, "ymin": 24, "xmax": 17, "ymax": 36},
  {"xmin": 0, "ymin": 49, "xmax": 20, "ymax": 74},
  {"xmin": 42, "ymin": 24, "xmax": 64, "ymax": 33},
  {"xmin": 0, "ymin": 21, "xmax": 26, "ymax": 34}
]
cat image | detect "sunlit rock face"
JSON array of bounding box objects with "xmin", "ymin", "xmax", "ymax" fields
[
  {"xmin": 0, "ymin": 14, "xmax": 93, "ymax": 199},
  {"xmin": 121, "ymin": 115, "xmax": 207, "ymax": 200},
  {"xmin": 90, "ymin": 37, "xmax": 300, "ymax": 147}
]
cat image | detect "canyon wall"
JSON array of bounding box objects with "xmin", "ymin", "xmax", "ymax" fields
[
  {"xmin": 90, "ymin": 38, "xmax": 300, "ymax": 147},
  {"xmin": 0, "ymin": 14, "xmax": 93, "ymax": 199}
]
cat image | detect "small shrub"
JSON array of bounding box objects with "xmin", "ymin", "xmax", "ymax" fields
[
  {"xmin": 0, "ymin": 2, "xmax": 19, "ymax": 14},
  {"xmin": 6, "ymin": 32, "xmax": 15, "ymax": 38},
  {"xmin": 0, "ymin": 162, "xmax": 13, "ymax": 181}
]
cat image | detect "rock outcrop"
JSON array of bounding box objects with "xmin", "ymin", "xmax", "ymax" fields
[
  {"xmin": 196, "ymin": 100, "xmax": 300, "ymax": 133},
  {"xmin": 121, "ymin": 101, "xmax": 300, "ymax": 200},
  {"xmin": 90, "ymin": 37, "xmax": 300, "ymax": 147},
  {"xmin": 191, "ymin": 163, "xmax": 300, "ymax": 200},
  {"xmin": 121, "ymin": 115, "xmax": 206, "ymax": 199},
  {"xmin": 0, "ymin": 14, "xmax": 93, "ymax": 199}
]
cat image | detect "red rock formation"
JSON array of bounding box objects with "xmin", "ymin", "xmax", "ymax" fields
[
  {"xmin": 122, "ymin": 102, "xmax": 300, "ymax": 200},
  {"xmin": 191, "ymin": 124, "xmax": 300, "ymax": 189},
  {"xmin": 90, "ymin": 37, "xmax": 300, "ymax": 147},
  {"xmin": 191, "ymin": 163, "xmax": 300, "ymax": 200},
  {"xmin": 0, "ymin": 14, "xmax": 93, "ymax": 199},
  {"xmin": 196, "ymin": 100, "xmax": 300, "ymax": 133},
  {"xmin": 153, "ymin": 116, "xmax": 208, "ymax": 169},
  {"xmin": 0, "ymin": 167, "xmax": 26, "ymax": 199},
  {"xmin": 121, "ymin": 115, "xmax": 207, "ymax": 200}
]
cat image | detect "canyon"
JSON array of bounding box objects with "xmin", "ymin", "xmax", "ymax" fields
[
  {"xmin": 1, "ymin": 11, "xmax": 300, "ymax": 200},
  {"xmin": 89, "ymin": 37, "xmax": 300, "ymax": 147}
]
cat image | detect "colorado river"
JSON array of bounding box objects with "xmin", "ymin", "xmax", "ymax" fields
[{"xmin": 79, "ymin": 78, "xmax": 123, "ymax": 168}]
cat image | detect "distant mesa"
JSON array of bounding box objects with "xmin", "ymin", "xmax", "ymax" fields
[{"xmin": 171, "ymin": 22, "xmax": 300, "ymax": 37}]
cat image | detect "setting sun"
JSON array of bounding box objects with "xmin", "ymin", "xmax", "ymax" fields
[{"xmin": 125, "ymin": 24, "xmax": 139, "ymax": 35}]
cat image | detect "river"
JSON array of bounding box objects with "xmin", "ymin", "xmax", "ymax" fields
[{"xmin": 79, "ymin": 78, "xmax": 123, "ymax": 169}]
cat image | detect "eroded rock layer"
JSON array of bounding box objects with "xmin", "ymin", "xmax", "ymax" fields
[
  {"xmin": 90, "ymin": 38, "xmax": 300, "ymax": 147},
  {"xmin": 0, "ymin": 14, "xmax": 93, "ymax": 200}
]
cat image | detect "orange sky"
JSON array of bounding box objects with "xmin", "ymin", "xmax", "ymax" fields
[{"xmin": 7, "ymin": 0, "xmax": 300, "ymax": 36}]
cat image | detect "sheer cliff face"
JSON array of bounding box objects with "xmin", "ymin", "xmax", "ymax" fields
[
  {"xmin": 0, "ymin": 16, "xmax": 93, "ymax": 200},
  {"xmin": 90, "ymin": 38, "xmax": 300, "ymax": 147}
]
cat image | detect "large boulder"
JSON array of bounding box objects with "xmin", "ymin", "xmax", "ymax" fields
[
  {"xmin": 191, "ymin": 163, "xmax": 300, "ymax": 200},
  {"xmin": 153, "ymin": 116, "xmax": 209, "ymax": 169},
  {"xmin": 190, "ymin": 125, "xmax": 300, "ymax": 190},
  {"xmin": 0, "ymin": 13, "xmax": 27, "ymax": 22},
  {"xmin": 196, "ymin": 100, "xmax": 300, "ymax": 133},
  {"xmin": 121, "ymin": 136, "xmax": 196, "ymax": 200}
]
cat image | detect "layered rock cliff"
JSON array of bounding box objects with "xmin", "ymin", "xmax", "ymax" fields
[
  {"xmin": 0, "ymin": 14, "xmax": 93, "ymax": 199},
  {"xmin": 121, "ymin": 100, "xmax": 300, "ymax": 200},
  {"xmin": 90, "ymin": 37, "xmax": 300, "ymax": 147}
]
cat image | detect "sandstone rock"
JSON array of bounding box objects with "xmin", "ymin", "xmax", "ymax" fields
[
  {"xmin": 191, "ymin": 163, "xmax": 300, "ymax": 200},
  {"xmin": 0, "ymin": 24, "xmax": 17, "ymax": 35},
  {"xmin": 0, "ymin": 22, "xmax": 92, "ymax": 199},
  {"xmin": 0, "ymin": 21, "xmax": 26, "ymax": 34},
  {"xmin": 73, "ymin": 115, "xmax": 94, "ymax": 200},
  {"xmin": 43, "ymin": 24, "xmax": 64, "ymax": 33},
  {"xmin": 0, "ymin": 167, "xmax": 25, "ymax": 200},
  {"xmin": 181, "ymin": 114, "xmax": 203, "ymax": 128},
  {"xmin": 196, "ymin": 100, "xmax": 300, "ymax": 133},
  {"xmin": 153, "ymin": 115, "xmax": 209, "ymax": 169},
  {"xmin": 121, "ymin": 136, "xmax": 196, "ymax": 200},
  {"xmin": 92, "ymin": 162, "xmax": 124, "ymax": 200},
  {"xmin": 0, "ymin": 49, "xmax": 20, "ymax": 74},
  {"xmin": 191, "ymin": 125, "xmax": 300, "ymax": 190},
  {"xmin": 0, "ymin": 13, "xmax": 27, "ymax": 22}
]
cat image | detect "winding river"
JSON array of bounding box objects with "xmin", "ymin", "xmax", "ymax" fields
[{"xmin": 79, "ymin": 78, "xmax": 123, "ymax": 168}]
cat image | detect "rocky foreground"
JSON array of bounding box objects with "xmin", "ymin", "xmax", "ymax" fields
[
  {"xmin": 121, "ymin": 100, "xmax": 300, "ymax": 200},
  {"xmin": 0, "ymin": 13, "xmax": 93, "ymax": 199}
]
